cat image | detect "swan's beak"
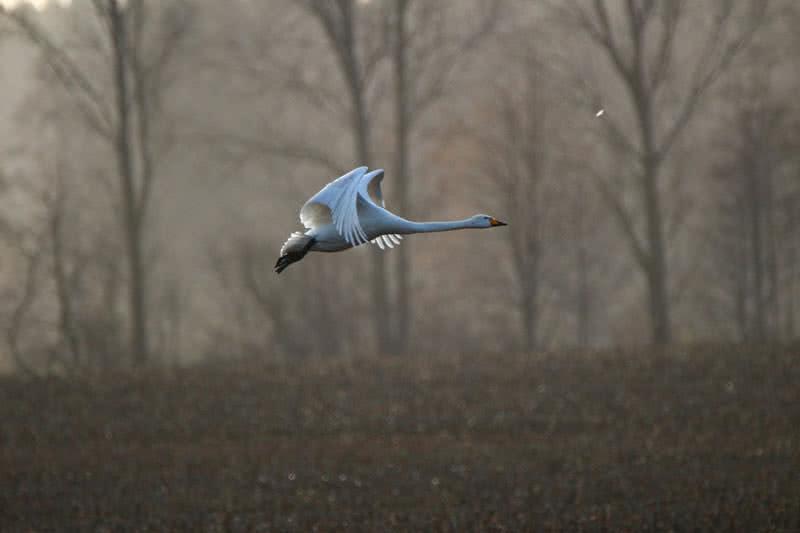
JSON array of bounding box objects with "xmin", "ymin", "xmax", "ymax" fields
[{"xmin": 490, "ymin": 218, "xmax": 507, "ymax": 227}]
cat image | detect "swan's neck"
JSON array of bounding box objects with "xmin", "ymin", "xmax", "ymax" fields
[{"xmin": 400, "ymin": 218, "xmax": 475, "ymax": 234}]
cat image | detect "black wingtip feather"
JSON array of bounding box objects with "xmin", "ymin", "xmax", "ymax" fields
[
  {"xmin": 274, "ymin": 255, "xmax": 292, "ymax": 274},
  {"xmin": 274, "ymin": 236, "xmax": 314, "ymax": 274}
]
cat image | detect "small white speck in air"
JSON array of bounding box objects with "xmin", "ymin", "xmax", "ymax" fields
[
  {"xmin": 288, "ymin": 472, "xmax": 296, "ymax": 481},
  {"xmin": 431, "ymin": 477, "xmax": 440, "ymax": 487},
  {"xmin": 596, "ymin": 109, "xmax": 605, "ymax": 117}
]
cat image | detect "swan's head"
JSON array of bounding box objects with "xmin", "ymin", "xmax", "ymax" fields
[{"xmin": 471, "ymin": 214, "xmax": 507, "ymax": 228}]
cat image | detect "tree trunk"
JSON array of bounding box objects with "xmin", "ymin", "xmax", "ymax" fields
[
  {"xmin": 785, "ymin": 206, "xmax": 797, "ymax": 340},
  {"xmin": 635, "ymin": 69, "xmax": 671, "ymax": 344},
  {"xmin": 392, "ymin": 0, "xmax": 410, "ymax": 355},
  {"xmin": 735, "ymin": 225, "xmax": 749, "ymax": 342},
  {"xmin": 351, "ymin": 64, "xmax": 390, "ymax": 354},
  {"xmin": 642, "ymin": 161, "xmax": 671, "ymax": 344},
  {"xmin": 576, "ymin": 238, "xmax": 591, "ymax": 347},
  {"xmin": 573, "ymin": 179, "xmax": 591, "ymax": 347},
  {"xmin": 7, "ymin": 246, "xmax": 44, "ymax": 376},
  {"xmin": 330, "ymin": 0, "xmax": 391, "ymax": 355},
  {"xmin": 764, "ymin": 171, "xmax": 779, "ymax": 339},
  {"xmin": 521, "ymin": 273, "xmax": 537, "ymax": 352},
  {"xmin": 109, "ymin": 0, "xmax": 149, "ymax": 366},
  {"xmin": 785, "ymin": 249, "xmax": 796, "ymax": 340},
  {"xmin": 512, "ymin": 231, "xmax": 539, "ymax": 352},
  {"xmin": 49, "ymin": 187, "xmax": 81, "ymax": 367},
  {"xmin": 350, "ymin": 79, "xmax": 390, "ymax": 354},
  {"xmin": 748, "ymin": 167, "xmax": 766, "ymax": 341},
  {"xmin": 629, "ymin": 38, "xmax": 671, "ymax": 344}
]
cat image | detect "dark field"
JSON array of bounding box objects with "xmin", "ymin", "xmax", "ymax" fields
[{"xmin": 1, "ymin": 346, "xmax": 799, "ymax": 532}]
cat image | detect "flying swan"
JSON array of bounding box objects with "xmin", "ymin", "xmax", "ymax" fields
[{"xmin": 275, "ymin": 166, "xmax": 507, "ymax": 273}]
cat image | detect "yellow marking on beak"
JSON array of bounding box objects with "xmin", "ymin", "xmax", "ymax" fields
[{"xmin": 490, "ymin": 218, "xmax": 507, "ymax": 227}]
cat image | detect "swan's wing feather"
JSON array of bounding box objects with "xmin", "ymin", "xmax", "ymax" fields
[
  {"xmin": 299, "ymin": 202, "xmax": 331, "ymax": 229},
  {"xmin": 370, "ymin": 234, "xmax": 402, "ymax": 250},
  {"xmin": 299, "ymin": 167, "xmax": 370, "ymax": 245},
  {"xmin": 300, "ymin": 166, "xmax": 366, "ymax": 228},
  {"xmin": 362, "ymin": 168, "xmax": 386, "ymax": 207},
  {"xmin": 342, "ymin": 173, "xmax": 370, "ymax": 245},
  {"xmin": 359, "ymin": 170, "xmax": 405, "ymax": 251},
  {"xmin": 340, "ymin": 168, "xmax": 371, "ymax": 245}
]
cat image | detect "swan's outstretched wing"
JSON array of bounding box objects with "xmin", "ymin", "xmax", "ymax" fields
[
  {"xmin": 299, "ymin": 166, "xmax": 403, "ymax": 249},
  {"xmin": 300, "ymin": 167, "xmax": 370, "ymax": 245},
  {"xmin": 361, "ymin": 168, "xmax": 386, "ymax": 207},
  {"xmin": 359, "ymin": 169, "xmax": 403, "ymax": 250}
]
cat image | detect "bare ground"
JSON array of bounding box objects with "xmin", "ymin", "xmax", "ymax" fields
[{"xmin": 1, "ymin": 345, "xmax": 799, "ymax": 531}]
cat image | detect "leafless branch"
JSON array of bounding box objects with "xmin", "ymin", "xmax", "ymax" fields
[
  {"xmin": 2, "ymin": 9, "xmax": 114, "ymax": 137},
  {"xmin": 595, "ymin": 174, "xmax": 649, "ymax": 270},
  {"xmin": 4, "ymin": 233, "xmax": 46, "ymax": 377},
  {"xmin": 411, "ymin": 0, "xmax": 501, "ymax": 120},
  {"xmin": 659, "ymin": 1, "xmax": 769, "ymax": 157},
  {"xmin": 193, "ymin": 130, "xmax": 345, "ymax": 177},
  {"xmin": 647, "ymin": 1, "xmax": 682, "ymax": 91}
]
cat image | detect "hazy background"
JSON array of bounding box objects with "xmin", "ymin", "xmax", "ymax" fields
[
  {"xmin": 0, "ymin": 0, "xmax": 798, "ymax": 371},
  {"xmin": 1, "ymin": 2, "xmax": 799, "ymax": 530}
]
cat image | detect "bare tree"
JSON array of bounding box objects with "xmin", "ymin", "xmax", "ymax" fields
[
  {"xmin": 45, "ymin": 165, "xmax": 85, "ymax": 368},
  {"xmin": 570, "ymin": 179, "xmax": 594, "ymax": 347},
  {"xmin": 2, "ymin": 0, "xmax": 194, "ymax": 365},
  {"xmin": 207, "ymin": 237, "xmax": 363, "ymax": 359},
  {"xmin": 709, "ymin": 63, "xmax": 800, "ymax": 341},
  {"xmin": 2, "ymin": 229, "xmax": 46, "ymax": 376},
  {"xmin": 467, "ymin": 43, "xmax": 549, "ymax": 351},
  {"xmin": 554, "ymin": 0, "xmax": 768, "ymax": 343},
  {"xmin": 298, "ymin": 0, "xmax": 394, "ymax": 352},
  {"xmin": 199, "ymin": 0, "xmax": 501, "ymax": 355},
  {"xmin": 392, "ymin": 0, "xmax": 411, "ymax": 353},
  {"xmin": 1, "ymin": 110, "xmax": 133, "ymax": 374},
  {"xmin": 389, "ymin": 0, "xmax": 500, "ymax": 353}
]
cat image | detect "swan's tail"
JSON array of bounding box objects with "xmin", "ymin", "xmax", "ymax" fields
[{"xmin": 274, "ymin": 232, "xmax": 315, "ymax": 274}]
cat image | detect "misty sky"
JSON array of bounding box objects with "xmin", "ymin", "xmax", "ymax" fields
[
  {"xmin": 1, "ymin": 0, "xmax": 798, "ymax": 370},
  {"xmin": 1, "ymin": 0, "xmax": 70, "ymax": 9}
]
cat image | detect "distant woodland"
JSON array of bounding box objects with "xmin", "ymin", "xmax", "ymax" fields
[{"xmin": 1, "ymin": 0, "xmax": 799, "ymax": 373}]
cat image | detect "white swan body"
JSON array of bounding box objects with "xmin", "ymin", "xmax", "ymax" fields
[{"xmin": 275, "ymin": 167, "xmax": 506, "ymax": 273}]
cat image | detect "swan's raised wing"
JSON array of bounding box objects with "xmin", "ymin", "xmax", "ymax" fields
[
  {"xmin": 359, "ymin": 169, "xmax": 403, "ymax": 250},
  {"xmin": 299, "ymin": 167, "xmax": 403, "ymax": 249},
  {"xmin": 361, "ymin": 168, "xmax": 386, "ymax": 207},
  {"xmin": 299, "ymin": 166, "xmax": 370, "ymax": 246}
]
